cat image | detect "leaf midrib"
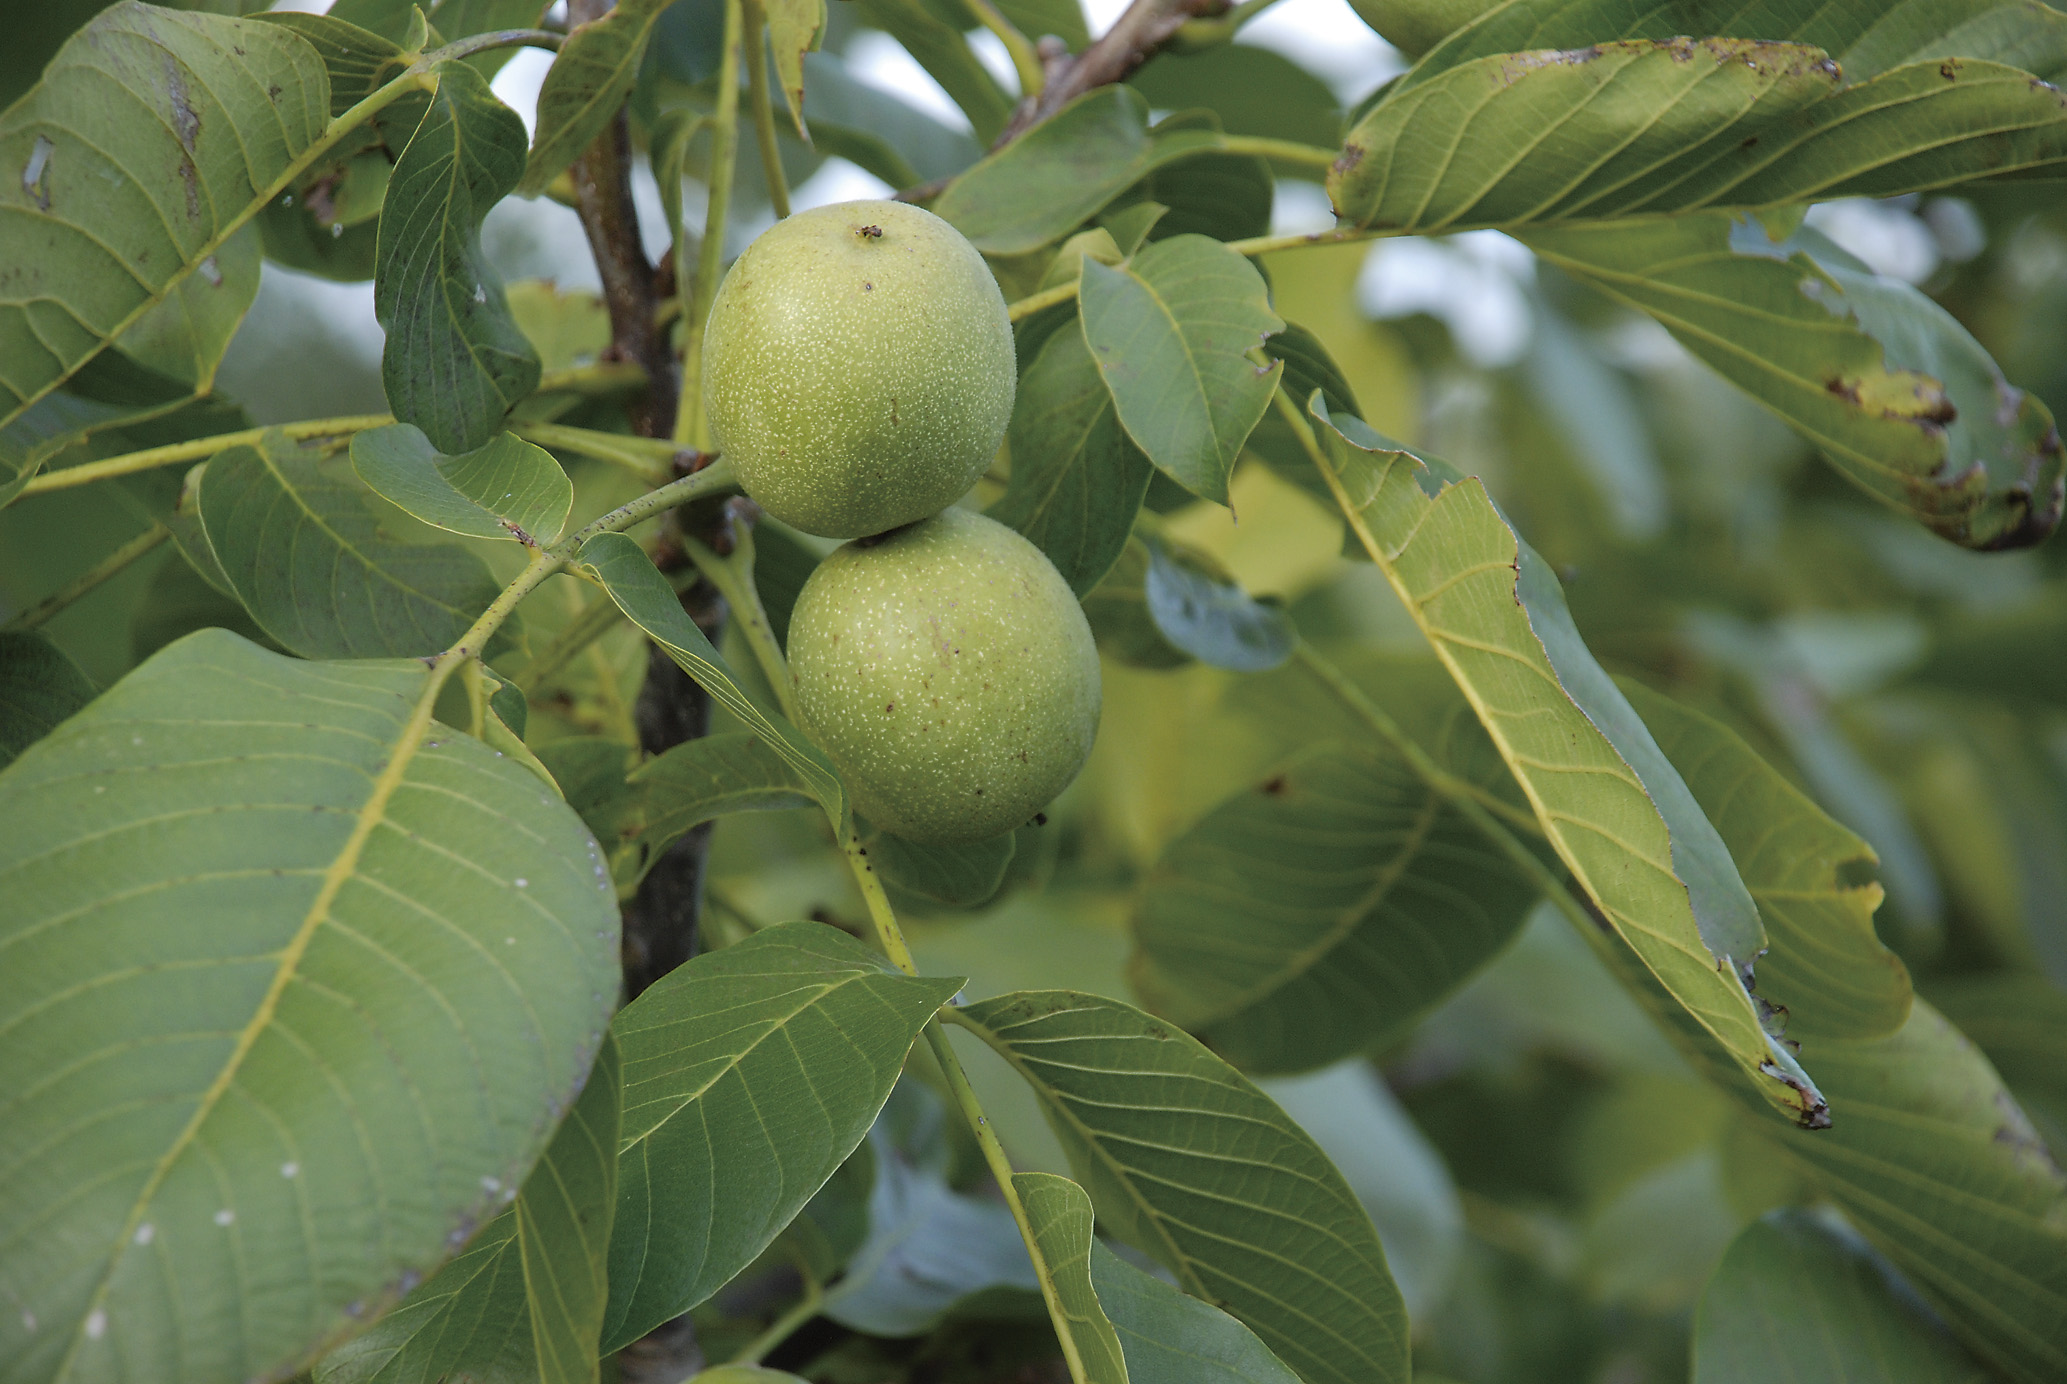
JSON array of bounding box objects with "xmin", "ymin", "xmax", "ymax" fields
[{"xmin": 51, "ymin": 661, "xmax": 444, "ymax": 1383}]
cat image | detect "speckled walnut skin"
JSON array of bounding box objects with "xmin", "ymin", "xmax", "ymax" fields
[
  {"xmin": 787, "ymin": 509, "xmax": 1102, "ymax": 845},
  {"xmin": 702, "ymin": 199, "xmax": 1016, "ymax": 540}
]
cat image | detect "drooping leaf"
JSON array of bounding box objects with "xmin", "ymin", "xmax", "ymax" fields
[
  {"xmin": 198, "ymin": 430, "xmax": 508, "ymax": 660},
  {"xmin": 989, "ymin": 323, "xmax": 1154, "ymax": 597},
  {"xmin": 953, "ymin": 990, "xmax": 1411, "ymax": 1384},
  {"xmin": 1090, "ymin": 1241, "xmax": 1303, "ymax": 1384},
  {"xmin": 765, "ymin": 0, "xmax": 826, "ymax": 137},
  {"xmin": 1132, "ymin": 738, "xmax": 1541, "ymax": 1074},
  {"xmin": 314, "ymin": 1037, "xmax": 623, "ymax": 1384},
  {"xmin": 352, "ymin": 424, "xmax": 574, "ymax": 544},
  {"xmin": 1140, "ymin": 539, "xmax": 1295, "ymax": 671},
  {"xmin": 932, "ymin": 87, "xmax": 1222, "ymax": 255},
  {"xmin": 1622, "ymin": 680, "xmax": 1911, "ymax": 1040},
  {"xmin": 600, "ymin": 922, "xmax": 963, "ymax": 1348},
  {"xmin": 522, "ymin": 0, "xmax": 669, "ymax": 194},
  {"xmin": 598, "ymin": 731, "xmax": 815, "ymax": 885},
  {"xmin": 377, "ymin": 60, "xmax": 541, "ymax": 454},
  {"xmin": 1012, "ymin": 1173, "xmax": 1129, "ymax": 1384},
  {"xmin": 1301, "ymin": 399, "xmax": 1824, "ymax": 1125},
  {"xmin": 577, "ymin": 531, "xmax": 844, "ymax": 817},
  {"xmin": 1693, "ymin": 1209, "xmax": 1991, "ymax": 1384},
  {"xmin": 1078, "ymin": 235, "xmax": 1284, "ymax": 505},
  {"xmin": 0, "ymin": 629, "xmax": 620, "ymax": 1384},
  {"xmin": 0, "ymin": 3, "xmax": 330, "ymax": 431},
  {"xmin": 1527, "ymin": 213, "xmax": 2064, "ymax": 549},
  {"xmin": 849, "ymin": 0, "xmax": 1013, "ymax": 144},
  {"xmin": 0, "ymin": 630, "xmax": 95, "ymax": 769}
]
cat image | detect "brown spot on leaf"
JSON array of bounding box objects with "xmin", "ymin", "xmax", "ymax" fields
[{"xmin": 1260, "ymin": 775, "xmax": 1289, "ymax": 797}]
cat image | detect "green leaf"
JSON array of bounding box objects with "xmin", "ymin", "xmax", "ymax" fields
[
  {"xmin": 796, "ymin": 50, "xmax": 983, "ymax": 186},
  {"xmin": 1132, "ymin": 741, "xmax": 1540, "ymax": 1074},
  {"xmin": 257, "ymin": 11, "xmax": 412, "ymax": 116},
  {"xmin": 1140, "ymin": 539, "xmax": 1294, "ymax": 671},
  {"xmin": 932, "ymin": 87, "xmax": 1221, "ymax": 255},
  {"xmin": 0, "ymin": 628, "xmax": 620, "ymax": 1384},
  {"xmin": 314, "ymin": 1036, "xmax": 622, "ymax": 1384},
  {"xmin": 1751, "ymin": 1004, "xmax": 2067, "ymax": 1383},
  {"xmin": 352, "ymin": 424, "xmax": 574, "ymax": 544},
  {"xmin": 199, "ymin": 430, "xmax": 507, "ymax": 660},
  {"xmin": 822, "ymin": 1104, "xmax": 1041, "ymax": 1336},
  {"xmin": 115, "ymin": 223, "xmax": 261, "ymax": 395},
  {"xmin": 953, "ymin": 990, "xmax": 1410, "ymax": 1384},
  {"xmin": 1332, "ymin": 38, "xmax": 1840, "ymax": 233},
  {"xmin": 1129, "ymin": 44, "xmax": 1343, "ymax": 151},
  {"xmin": 0, "ymin": 3, "xmax": 331, "ymax": 431},
  {"xmin": 861, "ymin": 820, "xmax": 1019, "ymax": 908},
  {"xmin": 1089, "ymin": 1241, "xmax": 1302, "ymax": 1384},
  {"xmin": 0, "ymin": 630, "xmax": 94, "ymax": 769},
  {"xmin": 1931, "ymin": 974, "xmax": 2067, "ymax": 1153},
  {"xmin": 1410, "ymin": 0, "xmax": 2067, "ymax": 90},
  {"xmin": 1335, "ymin": 25, "xmax": 2067, "ymax": 233},
  {"xmin": 1302, "ymin": 400, "xmax": 1824, "ymax": 1125},
  {"xmin": 1527, "ymin": 213, "xmax": 2064, "ymax": 549},
  {"xmin": 1078, "ymin": 235, "xmax": 1283, "ymax": 505},
  {"xmin": 601, "ymin": 922, "xmax": 963, "ymax": 1348},
  {"xmin": 850, "ymin": 0, "xmax": 1013, "ymax": 144},
  {"xmin": 377, "ymin": 60, "xmax": 541, "ymax": 454},
  {"xmin": 1080, "ymin": 536, "xmax": 1188, "ymax": 669},
  {"xmin": 576, "ymin": 530, "xmax": 844, "ymax": 818},
  {"xmin": 1621, "ymin": 681, "xmax": 1912, "ymax": 1040},
  {"xmin": 431, "ymin": 0, "xmax": 556, "ymax": 78},
  {"xmin": 1013, "ymin": 1173, "xmax": 1129, "ymax": 1384},
  {"xmin": 599, "ymin": 731, "xmax": 815, "ymax": 885},
  {"xmin": 990, "ymin": 322, "xmax": 1154, "ymax": 597},
  {"xmin": 765, "ymin": 0, "xmax": 826, "ymax": 137},
  {"xmin": 1694, "ymin": 1209, "xmax": 1992, "ymax": 1384},
  {"xmin": 522, "ymin": 0, "xmax": 670, "ymax": 194},
  {"xmin": 996, "ymin": 0, "xmax": 1090, "ymax": 50}
]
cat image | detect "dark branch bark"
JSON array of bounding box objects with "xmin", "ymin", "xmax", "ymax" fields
[
  {"xmin": 569, "ymin": 112, "xmax": 678, "ymax": 439},
  {"xmin": 563, "ymin": 3, "xmax": 722, "ymax": 999}
]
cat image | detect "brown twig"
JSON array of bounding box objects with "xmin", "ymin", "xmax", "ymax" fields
[
  {"xmin": 994, "ymin": 0, "xmax": 1231, "ymax": 144},
  {"xmin": 569, "ymin": 113, "xmax": 679, "ymax": 439},
  {"xmin": 565, "ymin": 0, "xmax": 724, "ymax": 1000}
]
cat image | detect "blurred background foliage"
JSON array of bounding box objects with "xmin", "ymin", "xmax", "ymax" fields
[{"xmin": 6, "ymin": 0, "xmax": 2066, "ymax": 1379}]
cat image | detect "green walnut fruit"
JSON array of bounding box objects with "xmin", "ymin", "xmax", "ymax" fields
[
  {"xmin": 787, "ymin": 508, "xmax": 1101, "ymax": 845},
  {"xmin": 703, "ymin": 199, "xmax": 1015, "ymax": 540}
]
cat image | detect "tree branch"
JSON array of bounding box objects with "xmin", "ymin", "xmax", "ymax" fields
[
  {"xmin": 995, "ymin": 0, "xmax": 1232, "ymax": 143},
  {"xmin": 569, "ymin": 111, "xmax": 678, "ymax": 440}
]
